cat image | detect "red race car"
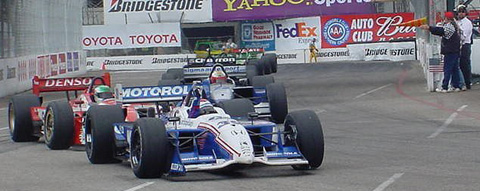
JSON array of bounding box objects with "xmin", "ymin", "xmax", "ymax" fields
[{"xmin": 8, "ymin": 73, "xmax": 113, "ymax": 149}]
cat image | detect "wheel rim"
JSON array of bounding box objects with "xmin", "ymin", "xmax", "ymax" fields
[
  {"xmin": 130, "ymin": 128, "xmax": 142, "ymax": 168},
  {"xmin": 44, "ymin": 110, "xmax": 54, "ymax": 142},
  {"xmin": 8, "ymin": 103, "xmax": 15, "ymax": 134},
  {"xmin": 284, "ymin": 123, "xmax": 298, "ymax": 146},
  {"xmin": 85, "ymin": 118, "xmax": 93, "ymax": 158}
]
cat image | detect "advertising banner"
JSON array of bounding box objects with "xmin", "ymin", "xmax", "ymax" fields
[
  {"xmin": 73, "ymin": 52, "xmax": 80, "ymax": 71},
  {"xmin": 103, "ymin": 0, "xmax": 212, "ymax": 24},
  {"xmin": 241, "ymin": 22, "xmax": 275, "ymax": 51},
  {"xmin": 274, "ymin": 17, "xmax": 321, "ymax": 51},
  {"xmin": 86, "ymin": 54, "xmax": 196, "ymax": 71},
  {"xmin": 275, "ymin": 49, "xmax": 305, "ymax": 64},
  {"xmin": 59, "ymin": 53, "xmax": 67, "ymax": 74},
  {"xmin": 321, "ymin": 12, "xmax": 415, "ymax": 48},
  {"xmin": 67, "ymin": 52, "xmax": 74, "ymax": 72},
  {"xmin": 316, "ymin": 48, "xmax": 351, "ymax": 62},
  {"xmin": 28, "ymin": 58, "xmax": 36, "ymax": 79},
  {"xmin": 17, "ymin": 59, "xmax": 28, "ymax": 82},
  {"xmin": 82, "ymin": 23, "xmax": 181, "ymax": 50},
  {"xmin": 50, "ymin": 54, "xmax": 58, "ymax": 77},
  {"xmin": 212, "ymin": 0, "xmax": 376, "ymax": 21},
  {"xmin": 347, "ymin": 41, "xmax": 416, "ymax": 61}
]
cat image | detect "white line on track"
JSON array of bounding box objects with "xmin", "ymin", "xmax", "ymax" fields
[
  {"xmin": 428, "ymin": 105, "xmax": 468, "ymax": 138},
  {"xmin": 0, "ymin": 127, "xmax": 8, "ymax": 131},
  {"xmin": 124, "ymin": 182, "xmax": 155, "ymax": 191},
  {"xmin": 354, "ymin": 84, "xmax": 392, "ymax": 99},
  {"xmin": 373, "ymin": 173, "xmax": 404, "ymax": 191}
]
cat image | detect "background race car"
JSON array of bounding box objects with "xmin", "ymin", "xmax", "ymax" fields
[
  {"xmin": 160, "ymin": 64, "xmax": 288, "ymax": 123},
  {"xmin": 8, "ymin": 73, "xmax": 111, "ymax": 149}
]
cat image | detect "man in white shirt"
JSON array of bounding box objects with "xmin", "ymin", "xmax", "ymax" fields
[{"xmin": 457, "ymin": 5, "xmax": 473, "ymax": 90}]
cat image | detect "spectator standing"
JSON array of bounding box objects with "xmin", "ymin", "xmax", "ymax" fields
[
  {"xmin": 309, "ymin": 38, "xmax": 319, "ymax": 63},
  {"xmin": 456, "ymin": 5, "xmax": 473, "ymax": 90},
  {"xmin": 420, "ymin": 12, "xmax": 462, "ymax": 92}
]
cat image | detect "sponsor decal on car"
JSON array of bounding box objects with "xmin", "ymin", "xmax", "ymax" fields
[{"xmin": 122, "ymin": 85, "xmax": 190, "ymax": 99}]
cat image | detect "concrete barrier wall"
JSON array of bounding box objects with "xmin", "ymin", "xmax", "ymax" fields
[{"xmin": 0, "ymin": 52, "xmax": 86, "ymax": 98}]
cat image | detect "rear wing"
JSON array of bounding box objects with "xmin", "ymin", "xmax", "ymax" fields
[
  {"xmin": 114, "ymin": 84, "xmax": 192, "ymax": 103},
  {"xmin": 32, "ymin": 73, "xmax": 111, "ymax": 96},
  {"xmin": 230, "ymin": 48, "xmax": 264, "ymax": 54},
  {"xmin": 187, "ymin": 57, "xmax": 237, "ymax": 66}
]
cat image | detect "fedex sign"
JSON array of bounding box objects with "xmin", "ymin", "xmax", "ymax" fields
[
  {"xmin": 275, "ymin": 22, "xmax": 318, "ymax": 38},
  {"xmin": 274, "ymin": 17, "xmax": 321, "ymax": 51}
]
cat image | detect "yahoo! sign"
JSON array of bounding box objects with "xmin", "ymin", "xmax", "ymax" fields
[{"xmin": 213, "ymin": 0, "xmax": 375, "ymax": 21}]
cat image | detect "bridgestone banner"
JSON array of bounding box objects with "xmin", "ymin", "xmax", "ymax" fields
[
  {"xmin": 82, "ymin": 23, "xmax": 181, "ymax": 50},
  {"xmin": 86, "ymin": 54, "xmax": 196, "ymax": 71},
  {"xmin": 348, "ymin": 41, "xmax": 416, "ymax": 61},
  {"xmin": 103, "ymin": 0, "xmax": 212, "ymax": 24}
]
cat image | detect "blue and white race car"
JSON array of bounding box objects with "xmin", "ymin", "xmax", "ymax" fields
[{"xmin": 84, "ymin": 83, "xmax": 324, "ymax": 178}]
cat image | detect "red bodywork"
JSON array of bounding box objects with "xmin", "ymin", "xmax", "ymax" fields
[{"xmin": 30, "ymin": 73, "xmax": 111, "ymax": 146}]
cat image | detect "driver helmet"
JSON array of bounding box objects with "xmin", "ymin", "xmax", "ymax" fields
[
  {"xmin": 93, "ymin": 85, "xmax": 114, "ymax": 102},
  {"xmin": 210, "ymin": 70, "xmax": 227, "ymax": 84},
  {"xmin": 199, "ymin": 99, "xmax": 216, "ymax": 115}
]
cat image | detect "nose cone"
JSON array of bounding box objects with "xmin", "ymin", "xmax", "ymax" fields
[{"xmin": 217, "ymin": 124, "xmax": 254, "ymax": 164}]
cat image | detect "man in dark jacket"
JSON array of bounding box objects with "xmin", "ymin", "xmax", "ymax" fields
[{"xmin": 420, "ymin": 12, "xmax": 461, "ymax": 93}]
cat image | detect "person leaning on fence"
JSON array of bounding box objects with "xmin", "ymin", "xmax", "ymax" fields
[
  {"xmin": 456, "ymin": 5, "xmax": 473, "ymax": 90},
  {"xmin": 309, "ymin": 38, "xmax": 319, "ymax": 63},
  {"xmin": 419, "ymin": 12, "xmax": 462, "ymax": 93}
]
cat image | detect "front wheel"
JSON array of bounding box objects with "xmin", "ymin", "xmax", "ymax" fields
[
  {"xmin": 44, "ymin": 101, "xmax": 74, "ymax": 150},
  {"xmin": 284, "ymin": 110, "xmax": 324, "ymax": 170},
  {"xmin": 131, "ymin": 118, "xmax": 171, "ymax": 178},
  {"xmin": 85, "ymin": 105, "xmax": 124, "ymax": 164}
]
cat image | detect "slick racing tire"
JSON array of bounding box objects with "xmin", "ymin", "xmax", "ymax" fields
[
  {"xmin": 44, "ymin": 101, "xmax": 74, "ymax": 150},
  {"xmin": 251, "ymin": 75, "xmax": 274, "ymax": 88},
  {"xmin": 158, "ymin": 79, "xmax": 183, "ymax": 86},
  {"xmin": 131, "ymin": 118, "xmax": 171, "ymax": 178},
  {"xmin": 248, "ymin": 60, "xmax": 265, "ymax": 77},
  {"xmin": 284, "ymin": 110, "xmax": 324, "ymax": 170},
  {"xmin": 263, "ymin": 53, "xmax": 277, "ymax": 73},
  {"xmin": 218, "ymin": 99, "xmax": 255, "ymax": 118},
  {"xmin": 161, "ymin": 72, "xmax": 177, "ymax": 80},
  {"xmin": 260, "ymin": 57, "xmax": 272, "ymax": 75},
  {"xmin": 8, "ymin": 95, "xmax": 41, "ymax": 142},
  {"xmin": 246, "ymin": 64, "xmax": 259, "ymax": 86},
  {"xmin": 85, "ymin": 105, "xmax": 124, "ymax": 164},
  {"xmin": 163, "ymin": 68, "xmax": 184, "ymax": 80},
  {"xmin": 266, "ymin": 83, "xmax": 288, "ymax": 123}
]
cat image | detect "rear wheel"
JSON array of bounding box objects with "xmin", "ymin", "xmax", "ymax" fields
[
  {"xmin": 248, "ymin": 60, "xmax": 264, "ymax": 77},
  {"xmin": 44, "ymin": 101, "xmax": 74, "ymax": 150},
  {"xmin": 167, "ymin": 68, "xmax": 184, "ymax": 79},
  {"xmin": 266, "ymin": 83, "xmax": 288, "ymax": 123},
  {"xmin": 131, "ymin": 118, "xmax": 171, "ymax": 178},
  {"xmin": 85, "ymin": 105, "xmax": 124, "ymax": 164},
  {"xmin": 218, "ymin": 99, "xmax": 255, "ymax": 118},
  {"xmin": 246, "ymin": 65, "xmax": 259, "ymax": 86},
  {"xmin": 251, "ymin": 75, "xmax": 274, "ymax": 88},
  {"xmin": 158, "ymin": 79, "xmax": 182, "ymax": 86},
  {"xmin": 8, "ymin": 95, "xmax": 41, "ymax": 142},
  {"xmin": 263, "ymin": 53, "xmax": 277, "ymax": 73},
  {"xmin": 284, "ymin": 110, "xmax": 324, "ymax": 170},
  {"xmin": 261, "ymin": 58, "xmax": 272, "ymax": 75}
]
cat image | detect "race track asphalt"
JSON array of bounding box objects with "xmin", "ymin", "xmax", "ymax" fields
[{"xmin": 0, "ymin": 60, "xmax": 479, "ymax": 191}]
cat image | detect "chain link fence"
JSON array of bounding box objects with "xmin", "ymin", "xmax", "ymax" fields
[{"xmin": 0, "ymin": 0, "xmax": 84, "ymax": 59}]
